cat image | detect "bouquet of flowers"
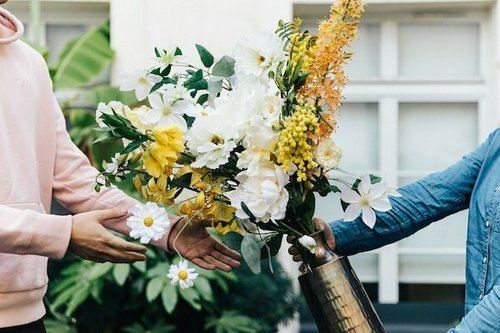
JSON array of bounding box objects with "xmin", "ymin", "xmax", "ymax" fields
[{"xmin": 95, "ymin": 0, "xmax": 399, "ymax": 285}]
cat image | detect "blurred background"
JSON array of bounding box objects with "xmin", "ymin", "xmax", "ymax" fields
[{"xmin": 3, "ymin": 0, "xmax": 500, "ymax": 332}]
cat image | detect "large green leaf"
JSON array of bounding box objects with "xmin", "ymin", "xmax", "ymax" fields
[{"xmin": 53, "ymin": 21, "xmax": 114, "ymax": 88}]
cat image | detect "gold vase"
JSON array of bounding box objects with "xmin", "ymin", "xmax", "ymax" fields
[{"xmin": 298, "ymin": 232, "xmax": 386, "ymax": 333}]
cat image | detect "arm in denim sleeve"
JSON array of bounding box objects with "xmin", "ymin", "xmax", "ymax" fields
[
  {"xmin": 329, "ymin": 130, "xmax": 496, "ymax": 256},
  {"xmin": 447, "ymin": 285, "xmax": 500, "ymax": 333}
]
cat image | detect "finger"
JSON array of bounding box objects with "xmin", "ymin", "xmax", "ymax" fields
[
  {"xmin": 313, "ymin": 217, "xmax": 326, "ymax": 231},
  {"xmin": 95, "ymin": 209, "xmax": 128, "ymax": 222},
  {"xmin": 211, "ymin": 250, "xmax": 241, "ymax": 268},
  {"xmin": 214, "ymin": 242, "xmax": 241, "ymax": 259},
  {"xmin": 204, "ymin": 255, "xmax": 232, "ymax": 272},
  {"xmin": 192, "ymin": 258, "xmax": 216, "ymax": 270},
  {"xmin": 106, "ymin": 235, "xmax": 147, "ymax": 253},
  {"xmin": 286, "ymin": 235, "xmax": 295, "ymax": 244},
  {"xmin": 288, "ymin": 246, "xmax": 299, "ymax": 255},
  {"xmin": 293, "ymin": 254, "xmax": 302, "ymax": 262},
  {"xmin": 100, "ymin": 247, "xmax": 146, "ymax": 263},
  {"xmin": 299, "ymin": 263, "xmax": 306, "ymax": 273}
]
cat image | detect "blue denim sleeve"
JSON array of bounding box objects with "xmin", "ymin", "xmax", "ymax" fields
[
  {"xmin": 329, "ymin": 129, "xmax": 496, "ymax": 256},
  {"xmin": 447, "ymin": 285, "xmax": 500, "ymax": 333}
]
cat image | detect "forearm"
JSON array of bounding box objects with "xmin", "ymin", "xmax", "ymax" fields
[
  {"xmin": 447, "ymin": 285, "xmax": 500, "ymax": 333},
  {"xmin": 0, "ymin": 204, "xmax": 72, "ymax": 258},
  {"xmin": 330, "ymin": 171, "xmax": 469, "ymax": 256}
]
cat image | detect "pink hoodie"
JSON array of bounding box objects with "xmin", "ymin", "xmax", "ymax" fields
[{"xmin": 0, "ymin": 7, "xmax": 176, "ymax": 327}]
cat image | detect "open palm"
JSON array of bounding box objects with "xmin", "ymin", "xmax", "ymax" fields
[{"xmin": 168, "ymin": 219, "xmax": 241, "ymax": 272}]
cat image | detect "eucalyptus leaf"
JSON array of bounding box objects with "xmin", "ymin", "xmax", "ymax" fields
[
  {"xmin": 212, "ymin": 56, "xmax": 235, "ymax": 77},
  {"xmin": 241, "ymin": 236, "xmax": 262, "ymax": 274}
]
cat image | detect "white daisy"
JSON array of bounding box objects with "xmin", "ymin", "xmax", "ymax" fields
[
  {"xmin": 120, "ymin": 69, "xmax": 162, "ymax": 101},
  {"xmin": 127, "ymin": 202, "xmax": 170, "ymax": 244},
  {"xmin": 339, "ymin": 175, "xmax": 392, "ymax": 229},
  {"xmin": 167, "ymin": 260, "xmax": 199, "ymax": 289}
]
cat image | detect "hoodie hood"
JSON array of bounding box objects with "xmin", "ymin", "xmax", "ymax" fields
[{"xmin": 0, "ymin": 6, "xmax": 23, "ymax": 45}]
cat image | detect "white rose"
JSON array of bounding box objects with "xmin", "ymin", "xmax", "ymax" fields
[
  {"xmin": 315, "ymin": 139, "xmax": 342, "ymax": 170},
  {"xmin": 226, "ymin": 162, "xmax": 290, "ymax": 223}
]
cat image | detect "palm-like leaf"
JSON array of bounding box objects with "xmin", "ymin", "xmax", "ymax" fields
[{"xmin": 52, "ymin": 21, "xmax": 114, "ymax": 88}]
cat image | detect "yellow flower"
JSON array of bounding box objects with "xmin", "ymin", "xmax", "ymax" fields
[
  {"xmin": 179, "ymin": 190, "xmax": 235, "ymax": 223},
  {"xmin": 215, "ymin": 220, "xmax": 242, "ymax": 235},
  {"xmin": 143, "ymin": 125, "xmax": 184, "ymax": 178},
  {"xmin": 145, "ymin": 175, "xmax": 177, "ymax": 205},
  {"xmin": 276, "ymin": 104, "xmax": 319, "ymax": 182}
]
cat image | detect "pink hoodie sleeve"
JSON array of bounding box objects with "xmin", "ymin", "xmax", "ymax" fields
[
  {"xmin": 50, "ymin": 95, "xmax": 179, "ymax": 251},
  {"xmin": 0, "ymin": 204, "xmax": 72, "ymax": 259}
]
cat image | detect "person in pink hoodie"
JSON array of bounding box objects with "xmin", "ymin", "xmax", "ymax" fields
[{"xmin": 0, "ymin": 2, "xmax": 241, "ymax": 332}]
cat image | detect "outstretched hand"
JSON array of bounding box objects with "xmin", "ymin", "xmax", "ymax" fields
[
  {"xmin": 69, "ymin": 209, "xmax": 148, "ymax": 263},
  {"xmin": 287, "ymin": 217, "xmax": 336, "ymax": 271},
  {"xmin": 168, "ymin": 218, "xmax": 241, "ymax": 272}
]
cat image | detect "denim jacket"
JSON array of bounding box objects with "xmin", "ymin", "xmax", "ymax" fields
[{"xmin": 330, "ymin": 128, "xmax": 500, "ymax": 332}]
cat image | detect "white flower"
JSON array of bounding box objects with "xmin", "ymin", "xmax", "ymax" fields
[
  {"xmin": 316, "ymin": 139, "xmax": 342, "ymax": 170},
  {"xmin": 140, "ymin": 90, "xmax": 188, "ymax": 132},
  {"xmin": 186, "ymin": 111, "xmax": 239, "ymax": 169},
  {"xmin": 233, "ymin": 31, "xmax": 286, "ymax": 78},
  {"xmin": 167, "ymin": 260, "xmax": 199, "ymax": 289},
  {"xmin": 95, "ymin": 101, "xmax": 131, "ymax": 128},
  {"xmin": 339, "ymin": 175, "xmax": 392, "ymax": 229},
  {"xmin": 104, "ymin": 153, "xmax": 129, "ymax": 176},
  {"xmin": 155, "ymin": 46, "xmax": 181, "ymax": 72},
  {"xmin": 299, "ymin": 235, "xmax": 317, "ymax": 254},
  {"xmin": 120, "ymin": 69, "xmax": 162, "ymax": 101},
  {"xmin": 226, "ymin": 162, "xmax": 290, "ymax": 223},
  {"xmin": 127, "ymin": 203, "xmax": 170, "ymax": 244}
]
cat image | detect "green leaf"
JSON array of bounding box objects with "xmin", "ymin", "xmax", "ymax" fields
[
  {"xmin": 113, "ymin": 264, "xmax": 130, "ymax": 286},
  {"xmin": 195, "ymin": 44, "xmax": 215, "ymax": 68},
  {"xmin": 179, "ymin": 287, "xmax": 202, "ymax": 311},
  {"xmin": 240, "ymin": 202, "xmax": 257, "ymax": 222},
  {"xmin": 161, "ymin": 283, "xmax": 178, "ymax": 314},
  {"xmin": 221, "ymin": 232, "xmax": 243, "ymax": 252},
  {"xmin": 133, "ymin": 261, "xmax": 146, "ymax": 273},
  {"xmin": 53, "ymin": 21, "xmax": 114, "ymax": 88},
  {"xmin": 65, "ymin": 287, "xmax": 90, "ymax": 317},
  {"xmin": 212, "ymin": 56, "xmax": 235, "ymax": 77},
  {"xmin": 241, "ymin": 236, "xmax": 262, "ymax": 274},
  {"xmin": 194, "ymin": 276, "xmax": 213, "ymax": 302},
  {"xmin": 206, "ymin": 227, "xmax": 223, "ymax": 244},
  {"xmin": 146, "ymin": 277, "xmax": 164, "ymax": 302},
  {"xmin": 197, "ymin": 93, "xmax": 209, "ymax": 105},
  {"xmin": 88, "ymin": 262, "xmax": 113, "ymax": 280},
  {"xmin": 261, "ymin": 234, "xmax": 283, "ymax": 259}
]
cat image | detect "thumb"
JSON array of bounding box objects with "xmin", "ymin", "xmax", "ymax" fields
[
  {"xmin": 95, "ymin": 209, "xmax": 128, "ymax": 223},
  {"xmin": 313, "ymin": 217, "xmax": 336, "ymax": 251}
]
